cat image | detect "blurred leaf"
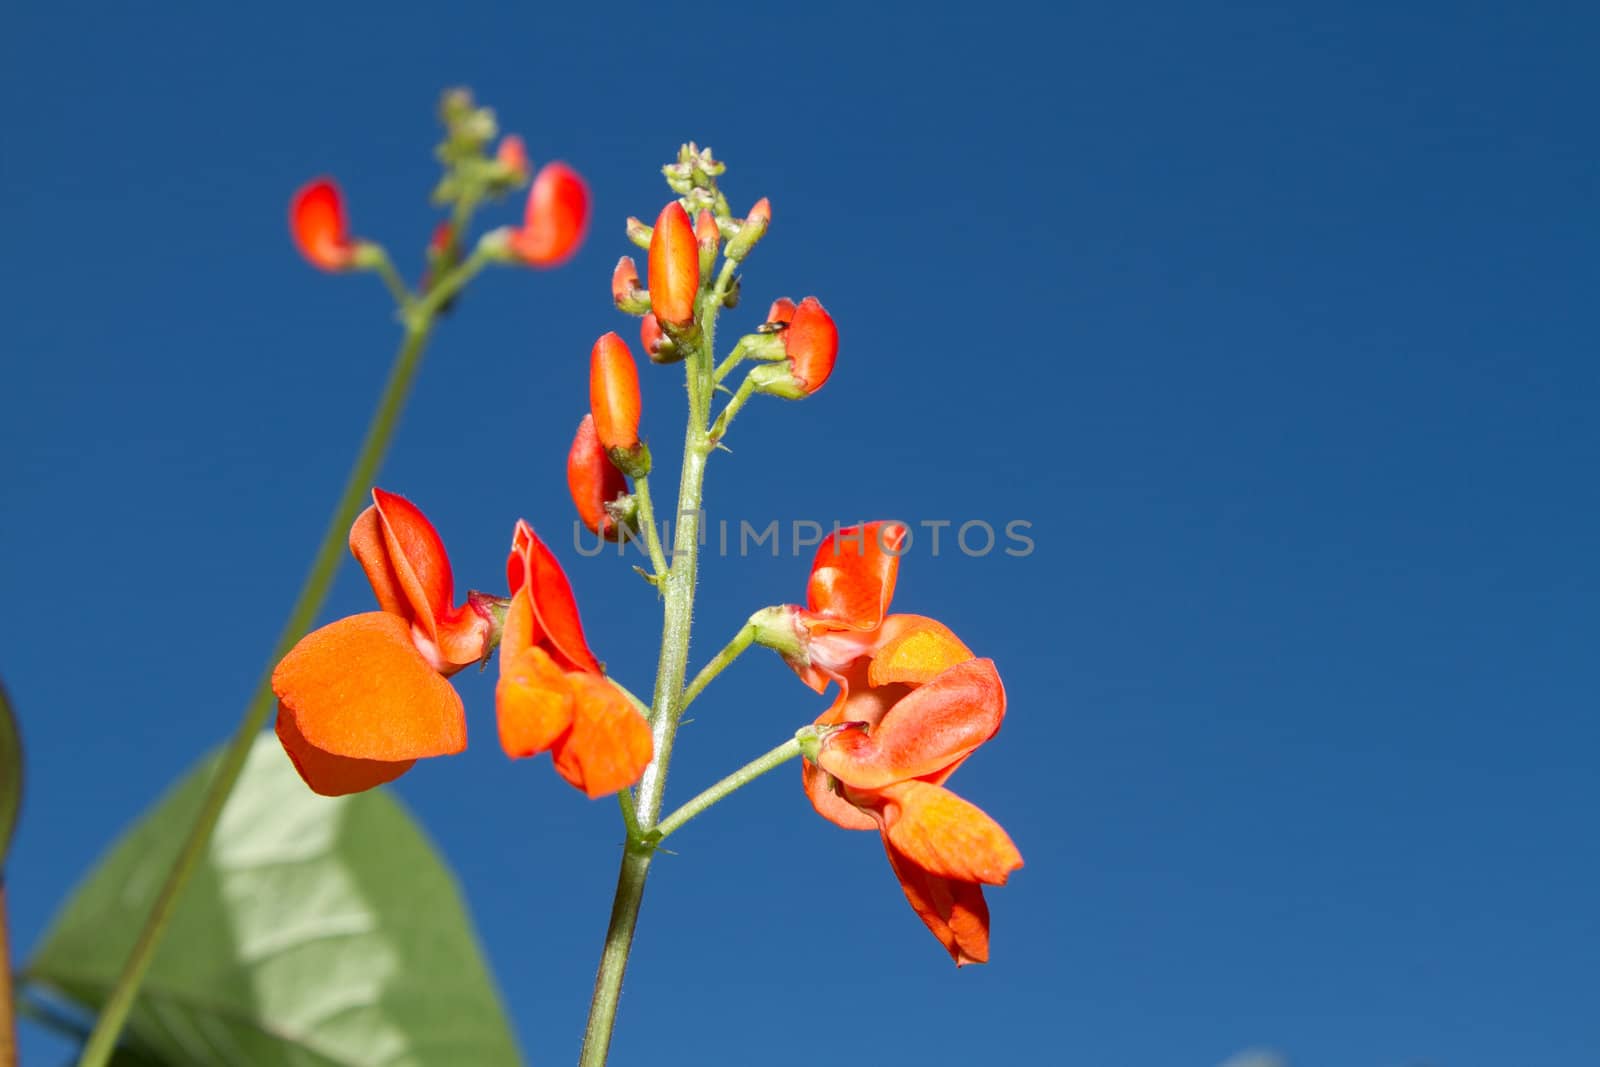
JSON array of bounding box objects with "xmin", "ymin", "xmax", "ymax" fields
[
  {"xmin": 0, "ymin": 679, "xmax": 20, "ymax": 867},
  {"xmin": 25, "ymin": 733, "xmax": 523, "ymax": 1066}
]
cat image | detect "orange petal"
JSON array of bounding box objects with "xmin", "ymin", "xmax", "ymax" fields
[
  {"xmin": 349, "ymin": 505, "xmax": 410, "ymax": 618},
  {"xmin": 765, "ymin": 297, "xmax": 796, "ymax": 325},
  {"xmin": 276, "ymin": 704, "xmax": 415, "ymax": 796},
  {"xmin": 801, "ymin": 756, "xmax": 877, "ymax": 831},
  {"xmin": 805, "ymin": 522, "xmax": 906, "ymax": 629},
  {"xmin": 511, "ymin": 162, "xmax": 590, "ymax": 268},
  {"xmin": 496, "ymin": 645, "xmax": 576, "ymax": 759},
  {"xmin": 647, "ymin": 201, "xmax": 698, "ymax": 327},
  {"xmin": 866, "ymin": 615, "xmax": 975, "ymax": 687},
  {"xmin": 505, "ymin": 521, "xmax": 602, "ymax": 675},
  {"xmin": 589, "ymin": 332, "xmax": 642, "ymax": 451},
  {"xmin": 784, "ymin": 296, "xmax": 838, "ymax": 395},
  {"xmin": 568, "ymin": 414, "xmax": 629, "ymax": 539},
  {"xmin": 271, "ymin": 612, "xmax": 467, "ymax": 762},
  {"xmin": 883, "ymin": 838, "xmax": 992, "ymax": 965},
  {"xmin": 818, "ymin": 658, "xmax": 1003, "ymax": 788},
  {"xmin": 370, "ymin": 488, "xmax": 458, "ymax": 642},
  {"xmin": 877, "ymin": 780, "xmax": 1022, "ymax": 886},
  {"xmin": 289, "ymin": 178, "xmax": 353, "ymax": 271},
  {"xmin": 550, "ymin": 675, "xmax": 653, "ymax": 797}
]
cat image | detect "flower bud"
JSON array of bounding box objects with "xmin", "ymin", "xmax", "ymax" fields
[
  {"xmin": 725, "ymin": 197, "xmax": 771, "ymax": 261},
  {"xmin": 625, "ymin": 216, "xmax": 653, "ymax": 250},
  {"xmin": 611, "ymin": 256, "xmax": 650, "ymax": 315},
  {"xmin": 648, "ymin": 201, "xmax": 699, "ymax": 329},
  {"xmin": 567, "ymin": 414, "xmax": 632, "ymax": 540},
  {"xmin": 695, "ymin": 210, "xmax": 720, "ymax": 276},
  {"xmin": 640, "ymin": 313, "xmax": 681, "ymax": 365},
  {"xmin": 590, "ymin": 332, "xmax": 642, "ymax": 451},
  {"xmin": 290, "ymin": 178, "xmax": 356, "ymax": 271},
  {"xmin": 750, "ymin": 296, "xmax": 837, "ymax": 399},
  {"xmin": 495, "ymin": 135, "xmax": 530, "ymax": 181},
  {"xmin": 509, "ymin": 162, "xmax": 590, "ymax": 268}
]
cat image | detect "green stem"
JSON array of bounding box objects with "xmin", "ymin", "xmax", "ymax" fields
[
  {"xmin": 680, "ymin": 623, "xmax": 755, "ymax": 710},
  {"xmin": 579, "ymin": 275, "xmax": 723, "ymax": 1067},
  {"xmin": 370, "ymin": 249, "xmax": 414, "ymax": 310},
  {"xmin": 409, "ymin": 246, "xmax": 492, "ymax": 325},
  {"xmin": 1, "ymin": 881, "xmax": 15, "ymax": 1067},
  {"xmin": 655, "ymin": 737, "xmax": 802, "ymax": 841},
  {"xmin": 629, "ymin": 475, "xmax": 672, "ymax": 579},
  {"xmin": 708, "ymin": 376, "xmax": 757, "ymax": 443},
  {"xmin": 74, "ymin": 317, "xmax": 438, "ymax": 1067}
]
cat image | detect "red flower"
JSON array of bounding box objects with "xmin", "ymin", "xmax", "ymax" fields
[
  {"xmin": 273, "ymin": 490, "xmax": 492, "ymax": 796},
  {"xmin": 289, "ymin": 178, "xmax": 356, "ymax": 271},
  {"xmin": 647, "ymin": 201, "xmax": 698, "ymax": 328},
  {"xmin": 495, "ymin": 522, "xmax": 652, "ymax": 796},
  {"xmin": 510, "ymin": 162, "xmax": 590, "ymax": 268},
  {"xmin": 783, "ymin": 524, "xmax": 1022, "ymax": 963},
  {"xmin": 567, "ymin": 414, "xmax": 629, "ymax": 540}
]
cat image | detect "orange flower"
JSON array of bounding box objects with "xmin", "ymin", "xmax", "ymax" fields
[
  {"xmin": 567, "ymin": 414, "xmax": 630, "ymax": 540},
  {"xmin": 495, "ymin": 522, "xmax": 652, "ymax": 796},
  {"xmin": 510, "ymin": 162, "xmax": 590, "ymax": 268},
  {"xmin": 273, "ymin": 490, "xmax": 493, "ymax": 796},
  {"xmin": 289, "ymin": 178, "xmax": 356, "ymax": 271},
  {"xmin": 647, "ymin": 201, "xmax": 698, "ymax": 328},
  {"xmin": 495, "ymin": 134, "xmax": 530, "ymax": 181},
  {"xmin": 589, "ymin": 332, "xmax": 642, "ymax": 451},
  {"xmin": 782, "ymin": 524, "xmax": 1022, "ymax": 963},
  {"xmin": 750, "ymin": 296, "xmax": 838, "ymax": 398},
  {"xmin": 779, "ymin": 521, "xmax": 907, "ymax": 692}
]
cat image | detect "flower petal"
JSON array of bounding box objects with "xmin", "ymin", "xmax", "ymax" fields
[
  {"xmin": 550, "ymin": 675, "xmax": 653, "ymax": 798},
  {"xmin": 271, "ymin": 612, "xmax": 467, "ymax": 762},
  {"xmin": 289, "ymin": 178, "xmax": 353, "ymax": 271},
  {"xmin": 370, "ymin": 488, "xmax": 457, "ymax": 641},
  {"xmin": 511, "ymin": 162, "xmax": 590, "ymax": 268},
  {"xmin": 801, "ymin": 756, "xmax": 877, "ymax": 831},
  {"xmin": 567, "ymin": 415, "xmax": 630, "ymax": 539},
  {"xmin": 818, "ymin": 658, "xmax": 1004, "ymax": 788},
  {"xmin": 276, "ymin": 706, "xmax": 415, "ymax": 796},
  {"xmin": 866, "ymin": 615, "xmax": 975, "ymax": 687},
  {"xmin": 883, "ymin": 838, "xmax": 993, "ymax": 965},
  {"xmin": 496, "ymin": 644, "xmax": 575, "ymax": 759},
  {"xmin": 877, "ymin": 780, "xmax": 1022, "ymax": 886},
  {"xmin": 506, "ymin": 521, "xmax": 603, "ymax": 675},
  {"xmin": 805, "ymin": 522, "xmax": 906, "ymax": 630}
]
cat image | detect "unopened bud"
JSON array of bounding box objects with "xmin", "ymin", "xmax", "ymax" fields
[
  {"xmin": 695, "ymin": 210, "xmax": 720, "ymax": 276},
  {"xmin": 611, "ymin": 256, "xmax": 650, "ymax": 315},
  {"xmin": 725, "ymin": 198, "xmax": 771, "ymax": 262}
]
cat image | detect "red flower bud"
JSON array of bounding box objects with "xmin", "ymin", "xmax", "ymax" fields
[
  {"xmin": 290, "ymin": 178, "xmax": 355, "ymax": 271},
  {"xmin": 747, "ymin": 197, "xmax": 771, "ymax": 228},
  {"xmin": 784, "ymin": 297, "xmax": 837, "ymax": 395},
  {"xmin": 496, "ymin": 134, "xmax": 530, "ymax": 179},
  {"xmin": 590, "ymin": 332, "xmax": 642, "ymax": 450},
  {"xmin": 612, "ymin": 255, "xmax": 646, "ymax": 311},
  {"xmin": 648, "ymin": 201, "xmax": 698, "ymax": 328},
  {"xmin": 567, "ymin": 414, "xmax": 630, "ymax": 540},
  {"xmin": 766, "ymin": 297, "xmax": 797, "ymax": 326},
  {"xmin": 694, "ymin": 210, "xmax": 719, "ymax": 276},
  {"xmin": 510, "ymin": 162, "xmax": 590, "ymax": 268}
]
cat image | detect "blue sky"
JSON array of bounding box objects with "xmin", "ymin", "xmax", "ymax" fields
[{"xmin": 3, "ymin": 2, "xmax": 1597, "ymax": 1064}]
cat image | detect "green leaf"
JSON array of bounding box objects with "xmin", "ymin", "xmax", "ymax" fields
[
  {"xmin": 0, "ymin": 679, "xmax": 20, "ymax": 868},
  {"xmin": 25, "ymin": 734, "xmax": 523, "ymax": 1066}
]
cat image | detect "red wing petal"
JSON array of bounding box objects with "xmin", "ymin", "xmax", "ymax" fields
[
  {"xmin": 883, "ymin": 837, "xmax": 992, "ymax": 965},
  {"xmin": 512, "ymin": 162, "xmax": 590, "ymax": 268},
  {"xmin": 817, "ymin": 658, "xmax": 1004, "ymax": 788},
  {"xmin": 805, "ymin": 521, "xmax": 906, "ymax": 629},
  {"xmin": 271, "ymin": 612, "xmax": 467, "ymax": 762},
  {"xmin": 349, "ymin": 504, "xmax": 410, "ymax": 618},
  {"xmin": 371, "ymin": 488, "xmax": 456, "ymax": 641},
  {"xmin": 518, "ymin": 524, "xmax": 603, "ymax": 674},
  {"xmin": 550, "ymin": 675, "xmax": 653, "ymax": 797},
  {"xmin": 276, "ymin": 706, "xmax": 416, "ymax": 796},
  {"xmin": 877, "ymin": 780, "xmax": 1022, "ymax": 886},
  {"xmin": 289, "ymin": 178, "xmax": 353, "ymax": 271}
]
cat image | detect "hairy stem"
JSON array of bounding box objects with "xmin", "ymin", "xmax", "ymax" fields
[{"xmin": 75, "ymin": 317, "xmax": 438, "ymax": 1067}]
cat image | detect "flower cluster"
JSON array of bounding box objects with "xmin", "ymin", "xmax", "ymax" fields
[
  {"xmin": 273, "ymin": 492, "xmax": 652, "ymax": 797},
  {"xmin": 758, "ymin": 523, "xmax": 1023, "ymax": 964}
]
